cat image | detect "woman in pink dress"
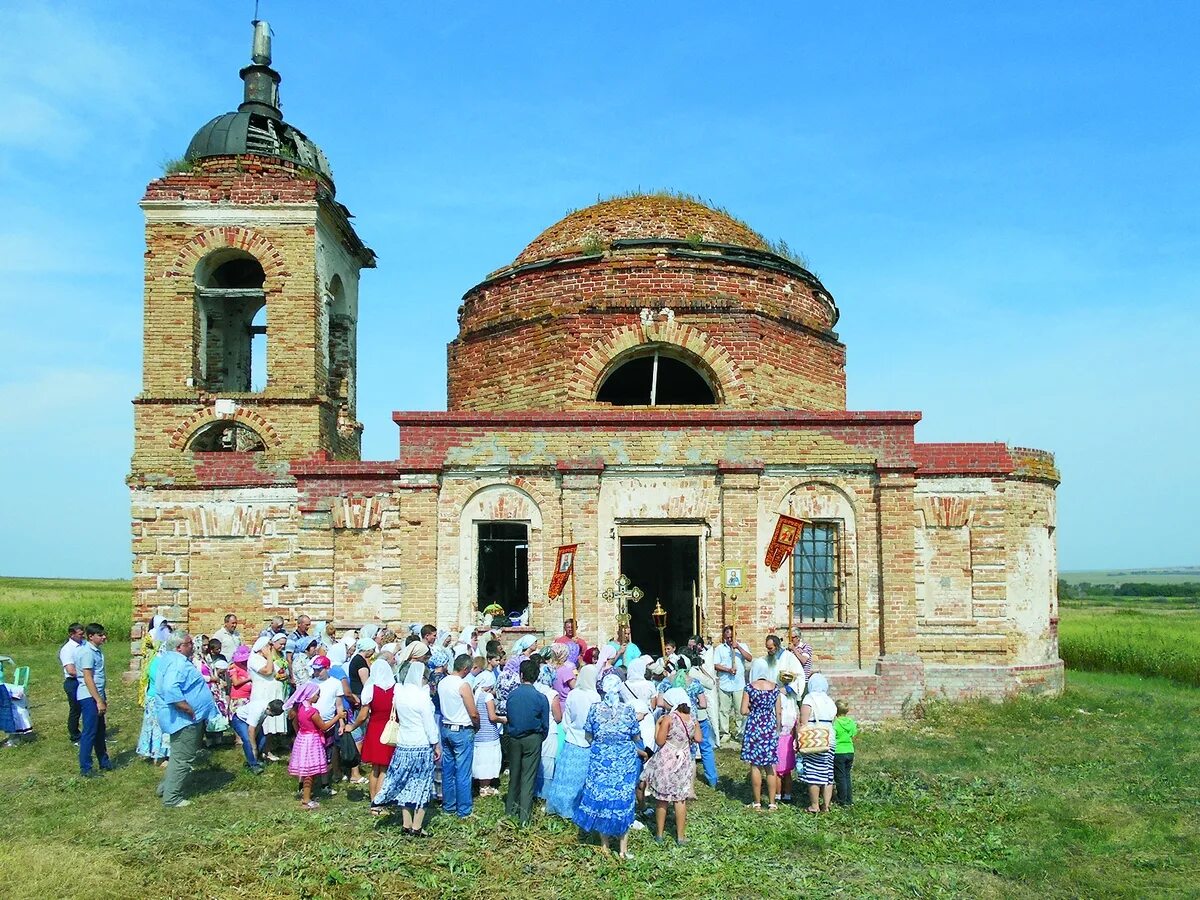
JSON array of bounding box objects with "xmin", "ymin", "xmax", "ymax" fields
[
  {"xmin": 286, "ymin": 682, "xmax": 331, "ymax": 809},
  {"xmin": 645, "ymin": 687, "xmax": 701, "ymax": 845}
]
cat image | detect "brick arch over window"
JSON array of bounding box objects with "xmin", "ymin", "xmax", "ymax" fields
[
  {"xmin": 170, "ymin": 405, "xmax": 281, "ymax": 451},
  {"xmin": 571, "ymin": 320, "xmax": 748, "ymax": 404},
  {"xmin": 166, "ymin": 227, "xmax": 288, "ymax": 289}
]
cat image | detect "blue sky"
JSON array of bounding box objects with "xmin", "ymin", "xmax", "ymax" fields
[{"xmin": 0, "ymin": 2, "xmax": 1196, "ymax": 577}]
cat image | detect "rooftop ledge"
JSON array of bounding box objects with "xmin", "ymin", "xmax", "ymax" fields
[{"xmin": 391, "ymin": 410, "xmax": 923, "ymax": 427}]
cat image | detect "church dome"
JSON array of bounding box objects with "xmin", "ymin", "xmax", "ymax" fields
[
  {"xmin": 512, "ymin": 194, "xmax": 772, "ymax": 267},
  {"xmin": 186, "ymin": 111, "xmax": 333, "ymax": 185},
  {"xmin": 183, "ymin": 20, "xmax": 334, "ymax": 189}
]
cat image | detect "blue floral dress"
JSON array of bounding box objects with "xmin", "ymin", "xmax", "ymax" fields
[
  {"xmin": 740, "ymin": 684, "xmax": 780, "ymax": 767},
  {"xmin": 573, "ymin": 700, "xmax": 641, "ymax": 837}
]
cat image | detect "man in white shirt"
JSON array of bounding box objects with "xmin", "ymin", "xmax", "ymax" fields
[
  {"xmin": 59, "ymin": 622, "xmax": 85, "ymax": 744},
  {"xmin": 211, "ymin": 614, "xmax": 242, "ymax": 663},
  {"xmin": 713, "ymin": 624, "xmax": 751, "ymax": 745},
  {"xmin": 437, "ymin": 653, "xmax": 480, "ymax": 818}
]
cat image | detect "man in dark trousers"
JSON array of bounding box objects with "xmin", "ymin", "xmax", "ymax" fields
[{"xmin": 504, "ymin": 658, "xmax": 550, "ymax": 825}]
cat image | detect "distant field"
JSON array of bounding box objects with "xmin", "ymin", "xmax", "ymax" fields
[
  {"xmin": 0, "ymin": 577, "xmax": 131, "ymax": 644},
  {"xmin": 1061, "ymin": 567, "xmax": 1200, "ymax": 586}
]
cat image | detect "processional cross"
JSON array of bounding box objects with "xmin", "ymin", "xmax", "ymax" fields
[{"xmin": 602, "ymin": 574, "xmax": 645, "ymax": 628}]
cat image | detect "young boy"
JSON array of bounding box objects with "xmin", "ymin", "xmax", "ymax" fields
[{"xmin": 833, "ymin": 699, "xmax": 857, "ymax": 806}]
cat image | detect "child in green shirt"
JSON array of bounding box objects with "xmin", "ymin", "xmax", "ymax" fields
[{"xmin": 833, "ymin": 700, "xmax": 857, "ymax": 806}]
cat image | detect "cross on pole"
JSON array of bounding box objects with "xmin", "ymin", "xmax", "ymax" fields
[{"xmin": 602, "ymin": 574, "xmax": 645, "ymax": 628}]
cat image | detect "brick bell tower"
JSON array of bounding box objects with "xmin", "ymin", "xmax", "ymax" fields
[{"xmin": 131, "ymin": 19, "xmax": 375, "ymax": 486}]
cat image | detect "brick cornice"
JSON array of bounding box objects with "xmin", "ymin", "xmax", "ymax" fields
[{"xmin": 392, "ymin": 409, "xmax": 922, "ymax": 427}]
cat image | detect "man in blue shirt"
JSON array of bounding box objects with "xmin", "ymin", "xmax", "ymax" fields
[
  {"xmin": 75, "ymin": 623, "xmax": 112, "ymax": 776},
  {"xmin": 713, "ymin": 625, "xmax": 751, "ymax": 745},
  {"xmin": 504, "ymin": 658, "xmax": 550, "ymax": 825},
  {"xmin": 155, "ymin": 632, "xmax": 216, "ymax": 808}
]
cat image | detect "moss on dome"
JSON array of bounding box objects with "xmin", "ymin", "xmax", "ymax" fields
[{"xmin": 512, "ymin": 193, "xmax": 773, "ymax": 267}]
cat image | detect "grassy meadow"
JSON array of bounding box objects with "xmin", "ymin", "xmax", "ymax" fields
[{"xmin": 1, "ymin": 577, "xmax": 1198, "ymax": 899}]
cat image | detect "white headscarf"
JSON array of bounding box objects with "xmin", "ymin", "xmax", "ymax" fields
[
  {"xmin": 627, "ymin": 655, "xmax": 652, "ymax": 683},
  {"xmin": 750, "ymin": 657, "xmax": 775, "ymax": 684},
  {"xmin": 401, "ymin": 659, "xmax": 426, "ymax": 687},
  {"xmin": 251, "ymin": 634, "xmax": 271, "ymax": 654},
  {"xmin": 663, "ymin": 687, "xmax": 690, "ymax": 710},
  {"xmin": 512, "ymin": 634, "xmax": 536, "ymax": 655},
  {"xmin": 473, "ymin": 669, "xmax": 496, "ymax": 700},
  {"xmin": 802, "ymin": 673, "xmax": 837, "ymax": 728},
  {"xmin": 149, "ymin": 616, "xmax": 171, "ymax": 644},
  {"xmin": 360, "ymin": 657, "xmax": 397, "ymax": 706}
]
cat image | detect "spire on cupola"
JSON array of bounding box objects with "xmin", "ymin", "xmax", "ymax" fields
[{"xmin": 238, "ymin": 20, "xmax": 282, "ymax": 120}]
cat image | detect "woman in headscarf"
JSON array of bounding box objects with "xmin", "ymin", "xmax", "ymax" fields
[
  {"xmin": 247, "ymin": 634, "xmax": 288, "ymax": 758},
  {"xmin": 503, "ymin": 634, "xmax": 538, "ymax": 676},
  {"xmin": 471, "ymin": 670, "xmax": 504, "ymax": 796},
  {"xmin": 645, "ymin": 686, "xmax": 701, "ymax": 845},
  {"xmin": 548, "ymin": 642, "xmax": 575, "ymax": 707},
  {"xmin": 327, "ymin": 627, "xmax": 353, "ymax": 668},
  {"xmin": 354, "ymin": 644, "xmax": 399, "ymax": 803},
  {"xmin": 546, "ymin": 663, "xmax": 600, "ymax": 819},
  {"xmin": 137, "ymin": 616, "xmax": 172, "ymax": 707},
  {"xmin": 373, "ymin": 657, "xmax": 441, "ymax": 833},
  {"xmin": 573, "ymin": 672, "xmax": 644, "ymax": 859},
  {"xmin": 533, "ymin": 659, "xmax": 564, "ymax": 801},
  {"xmin": 135, "ymin": 640, "xmax": 170, "ymax": 766},
  {"xmin": 394, "ymin": 640, "xmax": 431, "ymax": 685},
  {"xmin": 797, "ymin": 672, "xmax": 837, "ymax": 814},
  {"xmin": 740, "ymin": 657, "xmax": 782, "ymax": 810},
  {"xmin": 776, "ymin": 679, "xmax": 800, "ymax": 803},
  {"xmin": 624, "ymin": 656, "xmax": 659, "ymax": 757}
]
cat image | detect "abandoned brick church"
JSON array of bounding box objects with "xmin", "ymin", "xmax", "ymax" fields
[{"xmin": 129, "ymin": 23, "xmax": 1063, "ymax": 718}]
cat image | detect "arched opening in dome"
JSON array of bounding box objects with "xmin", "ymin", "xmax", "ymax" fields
[
  {"xmin": 597, "ymin": 347, "xmax": 718, "ymax": 406},
  {"xmin": 194, "ymin": 249, "xmax": 267, "ymax": 392}
]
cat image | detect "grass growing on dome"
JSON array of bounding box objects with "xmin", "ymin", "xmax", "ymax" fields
[
  {"xmin": 160, "ymin": 155, "xmax": 195, "ymax": 175},
  {"xmin": 564, "ymin": 189, "xmax": 817, "ymax": 273}
]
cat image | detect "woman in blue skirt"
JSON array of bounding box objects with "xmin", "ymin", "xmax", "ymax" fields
[
  {"xmin": 546, "ymin": 664, "xmax": 599, "ymax": 818},
  {"xmin": 573, "ymin": 673, "xmax": 644, "ymax": 859},
  {"xmin": 373, "ymin": 661, "xmax": 441, "ymax": 835}
]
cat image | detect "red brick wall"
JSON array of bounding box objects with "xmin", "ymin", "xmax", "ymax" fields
[{"xmin": 448, "ymin": 254, "xmax": 846, "ymax": 412}]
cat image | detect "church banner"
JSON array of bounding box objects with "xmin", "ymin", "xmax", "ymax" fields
[
  {"xmin": 764, "ymin": 515, "xmax": 804, "ymax": 572},
  {"xmin": 547, "ymin": 543, "xmax": 578, "ymax": 599}
]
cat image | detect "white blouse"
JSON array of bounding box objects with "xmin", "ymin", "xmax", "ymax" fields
[{"xmin": 391, "ymin": 684, "xmax": 439, "ymax": 747}]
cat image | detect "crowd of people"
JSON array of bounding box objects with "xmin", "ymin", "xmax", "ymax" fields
[{"xmin": 52, "ymin": 612, "xmax": 859, "ymax": 854}]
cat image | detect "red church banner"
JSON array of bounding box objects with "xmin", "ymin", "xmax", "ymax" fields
[
  {"xmin": 764, "ymin": 515, "xmax": 804, "ymax": 572},
  {"xmin": 547, "ymin": 544, "xmax": 578, "ymax": 599}
]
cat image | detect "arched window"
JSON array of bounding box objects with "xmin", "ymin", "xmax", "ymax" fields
[
  {"xmin": 195, "ymin": 250, "xmax": 267, "ymax": 392},
  {"xmin": 187, "ymin": 421, "xmax": 266, "ymax": 452},
  {"xmin": 326, "ymin": 274, "xmax": 355, "ymax": 405},
  {"xmin": 596, "ymin": 347, "xmax": 717, "ymax": 405}
]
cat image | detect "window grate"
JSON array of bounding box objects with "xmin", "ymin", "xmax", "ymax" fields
[{"xmin": 791, "ymin": 521, "xmax": 842, "ymax": 623}]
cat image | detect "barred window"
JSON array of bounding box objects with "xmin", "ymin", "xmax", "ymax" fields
[{"xmin": 792, "ymin": 521, "xmax": 842, "ymax": 622}]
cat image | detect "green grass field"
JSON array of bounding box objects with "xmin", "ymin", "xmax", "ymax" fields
[
  {"xmin": 1058, "ymin": 602, "xmax": 1200, "ymax": 687},
  {"xmin": 1, "ymin": 578, "xmax": 1197, "ymax": 899}
]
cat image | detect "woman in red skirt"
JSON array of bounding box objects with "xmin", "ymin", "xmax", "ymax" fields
[{"xmin": 354, "ymin": 645, "xmax": 398, "ymax": 807}]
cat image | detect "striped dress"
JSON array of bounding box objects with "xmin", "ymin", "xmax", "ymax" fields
[{"xmin": 799, "ymin": 692, "xmax": 837, "ymax": 786}]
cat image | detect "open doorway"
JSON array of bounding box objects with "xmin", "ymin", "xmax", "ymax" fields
[
  {"xmin": 477, "ymin": 522, "xmax": 528, "ymax": 614},
  {"xmin": 619, "ymin": 535, "xmax": 699, "ymax": 653}
]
